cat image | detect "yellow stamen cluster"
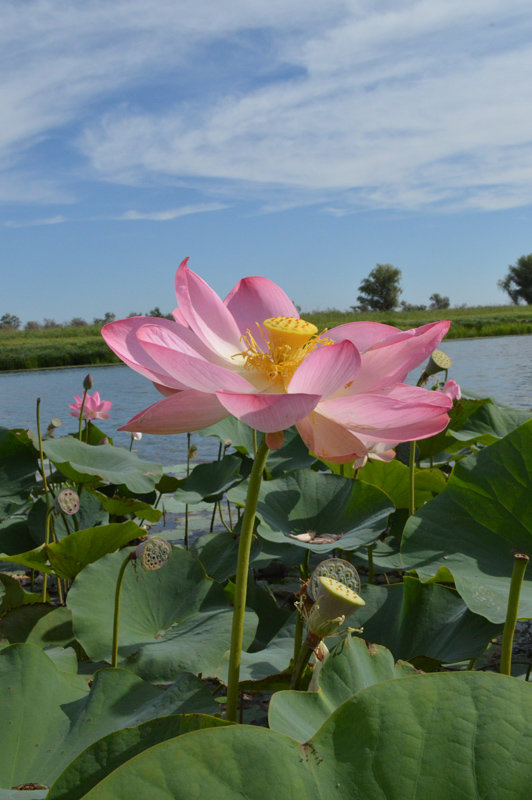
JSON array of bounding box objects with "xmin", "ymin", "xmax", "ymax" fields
[{"xmin": 240, "ymin": 316, "xmax": 332, "ymax": 387}]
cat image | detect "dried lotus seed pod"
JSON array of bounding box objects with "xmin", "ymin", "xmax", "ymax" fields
[
  {"xmin": 308, "ymin": 577, "xmax": 365, "ymax": 638},
  {"xmin": 135, "ymin": 537, "xmax": 172, "ymax": 570},
  {"xmin": 55, "ymin": 488, "xmax": 80, "ymax": 515},
  {"xmin": 309, "ymin": 558, "xmax": 360, "ymax": 600}
]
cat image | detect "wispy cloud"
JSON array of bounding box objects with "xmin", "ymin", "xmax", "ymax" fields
[
  {"xmin": 3, "ymin": 1, "xmax": 532, "ymax": 213},
  {"xmin": 2, "ymin": 215, "xmax": 67, "ymax": 228},
  {"xmin": 115, "ymin": 203, "xmax": 228, "ymax": 221}
]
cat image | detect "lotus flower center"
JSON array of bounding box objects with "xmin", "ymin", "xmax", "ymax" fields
[{"xmin": 241, "ymin": 315, "xmax": 331, "ymax": 387}]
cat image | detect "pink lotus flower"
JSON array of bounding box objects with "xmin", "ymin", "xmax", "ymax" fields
[
  {"xmin": 102, "ymin": 259, "xmax": 453, "ymax": 463},
  {"xmin": 441, "ymin": 379, "xmax": 461, "ymax": 401},
  {"xmin": 69, "ymin": 391, "xmax": 112, "ymax": 420}
]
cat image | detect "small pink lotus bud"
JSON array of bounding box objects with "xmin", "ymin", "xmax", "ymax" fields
[{"xmin": 83, "ymin": 373, "xmax": 93, "ymax": 390}]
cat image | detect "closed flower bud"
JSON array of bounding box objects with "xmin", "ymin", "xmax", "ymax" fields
[{"xmin": 83, "ymin": 373, "xmax": 94, "ymax": 390}]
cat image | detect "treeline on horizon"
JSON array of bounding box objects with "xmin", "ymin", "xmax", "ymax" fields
[{"xmin": 1, "ymin": 302, "xmax": 532, "ymax": 372}]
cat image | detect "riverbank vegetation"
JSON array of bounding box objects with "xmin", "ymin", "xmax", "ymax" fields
[{"xmin": 1, "ymin": 303, "xmax": 532, "ymax": 371}]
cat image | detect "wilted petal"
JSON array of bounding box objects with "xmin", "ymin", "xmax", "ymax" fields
[
  {"xmin": 119, "ymin": 390, "xmax": 228, "ymax": 434},
  {"xmin": 224, "ymin": 276, "xmax": 299, "ymax": 338},
  {"xmin": 175, "ymin": 258, "xmax": 242, "ymax": 359},
  {"xmin": 288, "ymin": 340, "xmax": 361, "ymax": 396},
  {"xmin": 216, "ymin": 391, "xmax": 320, "ymax": 433}
]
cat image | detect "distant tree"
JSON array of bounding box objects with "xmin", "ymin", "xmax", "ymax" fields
[
  {"xmin": 148, "ymin": 306, "xmax": 164, "ymax": 317},
  {"xmin": 498, "ymin": 254, "xmax": 532, "ymax": 304},
  {"xmin": 43, "ymin": 318, "xmax": 61, "ymax": 328},
  {"xmin": 0, "ymin": 313, "xmax": 21, "ymax": 329},
  {"xmin": 357, "ymin": 264, "xmax": 402, "ymax": 311},
  {"xmin": 25, "ymin": 320, "xmax": 41, "ymax": 330},
  {"xmin": 69, "ymin": 317, "xmax": 87, "ymax": 326},
  {"xmin": 429, "ymin": 293, "xmax": 450, "ymax": 310},
  {"xmin": 93, "ymin": 312, "xmax": 116, "ymax": 325},
  {"xmin": 128, "ymin": 311, "xmax": 142, "ymax": 317},
  {"xmin": 400, "ymin": 301, "xmax": 427, "ymax": 311}
]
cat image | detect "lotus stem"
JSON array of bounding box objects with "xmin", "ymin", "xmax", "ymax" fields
[
  {"xmin": 41, "ymin": 507, "xmax": 54, "ymax": 603},
  {"xmin": 408, "ymin": 440, "xmax": 416, "ymax": 516},
  {"xmin": 225, "ymin": 436, "xmax": 269, "ymax": 722},
  {"xmin": 184, "ymin": 432, "xmax": 191, "ymax": 550},
  {"xmin": 367, "ymin": 544, "xmax": 374, "ymax": 584},
  {"xmin": 290, "ymin": 631, "xmax": 321, "ymax": 689},
  {"xmin": 111, "ymin": 553, "xmax": 133, "ymax": 668},
  {"xmin": 500, "ymin": 552, "xmax": 529, "ymax": 676},
  {"xmin": 77, "ymin": 389, "xmax": 88, "ymax": 440}
]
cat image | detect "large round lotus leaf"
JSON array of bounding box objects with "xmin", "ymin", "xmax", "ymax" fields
[
  {"xmin": 216, "ymin": 618, "xmax": 296, "ymax": 684},
  {"xmin": 28, "ymin": 492, "xmax": 107, "ymax": 545},
  {"xmin": 0, "ymin": 643, "xmax": 218, "ymax": 792},
  {"xmin": 355, "ymin": 577, "xmax": 501, "ymax": 663},
  {"xmin": 402, "ymin": 419, "xmax": 532, "ymax": 623},
  {"xmin": 234, "ymin": 470, "xmax": 393, "ymax": 553},
  {"xmin": 68, "ymin": 547, "xmax": 257, "ymax": 681},
  {"xmin": 269, "ymin": 636, "xmax": 416, "ymax": 742},
  {"xmin": 357, "ymin": 459, "xmax": 446, "ymax": 509},
  {"xmin": 41, "ymin": 437, "xmax": 163, "ymax": 493},
  {"xmin": 47, "ymin": 715, "xmax": 232, "ymax": 800},
  {"xmin": 76, "ymin": 671, "xmax": 531, "ymax": 800},
  {"xmin": 0, "ymin": 517, "xmax": 36, "ymax": 556}
]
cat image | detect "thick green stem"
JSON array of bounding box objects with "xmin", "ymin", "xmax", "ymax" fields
[
  {"xmin": 408, "ymin": 440, "xmax": 416, "ymax": 517},
  {"xmin": 41, "ymin": 507, "xmax": 54, "ymax": 603},
  {"xmin": 184, "ymin": 433, "xmax": 191, "ymax": 550},
  {"xmin": 290, "ymin": 631, "xmax": 321, "ymax": 690},
  {"xmin": 500, "ymin": 553, "xmax": 529, "ymax": 676},
  {"xmin": 367, "ymin": 544, "xmax": 374, "ymax": 584},
  {"xmin": 111, "ymin": 553, "xmax": 133, "ymax": 668},
  {"xmin": 225, "ymin": 437, "xmax": 269, "ymax": 722}
]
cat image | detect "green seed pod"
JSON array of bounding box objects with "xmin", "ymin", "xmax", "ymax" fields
[
  {"xmin": 309, "ymin": 558, "xmax": 360, "ymax": 600},
  {"xmin": 135, "ymin": 537, "xmax": 172, "ymax": 571},
  {"xmin": 308, "ymin": 576, "xmax": 365, "ymax": 638},
  {"xmin": 422, "ymin": 349, "xmax": 452, "ymax": 378},
  {"xmin": 55, "ymin": 488, "xmax": 80, "ymax": 515}
]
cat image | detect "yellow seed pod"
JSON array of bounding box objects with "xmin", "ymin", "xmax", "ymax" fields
[
  {"xmin": 308, "ymin": 576, "xmax": 365, "ymax": 639},
  {"xmin": 263, "ymin": 316, "xmax": 318, "ymax": 350}
]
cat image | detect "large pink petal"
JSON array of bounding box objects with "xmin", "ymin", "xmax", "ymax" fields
[
  {"xmin": 136, "ymin": 325, "xmax": 252, "ymax": 393},
  {"xmin": 339, "ymin": 320, "xmax": 451, "ymax": 393},
  {"xmin": 224, "ymin": 276, "xmax": 299, "ymax": 339},
  {"xmin": 328, "ymin": 321, "xmax": 403, "ymax": 353},
  {"xmin": 319, "ymin": 390, "xmax": 451, "ymax": 442},
  {"xmin": 216, "ymin": 391, "xmax": 320, "ymax": 433},
  {"xmin": 119, "ymin": 390, "xmax": 228, "ymax": 434},
  {"xmin": 175, "ymin": 259, "xmax": 242, "ymax": 359},
  {"xmin": 296, "ymin": 413, "xmax": 367, "ymax": 461},
  {"xmin": 102, "ymin": 317, "xmax": 189, "ymax": 390},
  {"xmin": 288, "ymin": 340, "xmax": 361, "ymax": 396}
]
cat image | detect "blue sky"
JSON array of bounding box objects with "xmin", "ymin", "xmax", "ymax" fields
[{"xmin": 2, "ymin": 0, "xmax": 532, "ymax": 324}]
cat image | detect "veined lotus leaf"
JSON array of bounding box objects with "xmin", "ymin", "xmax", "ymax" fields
[
  {"xmin": 70, "ymin": 672, "xmax": 531, "ymax": 800},
  {"xmin": 402, "ymin": 419, "xmax": 532, "ymax": 623},
  {"xmin": 0, "ymin": 643, "xmax": 219, "ymax": 793},
  {"xmin": 68, "ymin": 546, "xmax": 257, "ymax": 681},
  {"xmin": 269, "ymin": 635, "xmax": 416, "ymax": 742}
]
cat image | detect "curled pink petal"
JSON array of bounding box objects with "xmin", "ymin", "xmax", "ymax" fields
[
  {"xmin": 216, "ymin": 391, "xmax": 321, "ymax": 433},
  {"xmin": 442, "ymin": 380, "xmax": 461, "ymax": 401},
  {"xmin": 119, "ymin": 390, "xmax": 228, "ymax": 434},
  {"xmin": 175, "ymin": 258, "xmax": 242, "ymax": 358},
  {"xmin": 296, "ymin": 412, "xmax": 368, "ymax": 462},
  {"xmin": 288, "ymin": 340, "xmax": 361, "ymax": 396},
  {"xmin": 224, "ymin": 276, "xmax": 299, "ymax": 338}
]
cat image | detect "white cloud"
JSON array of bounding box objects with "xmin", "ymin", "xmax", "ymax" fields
[
  {"xmin": 115, "ymin": 203, "xmax": 228, "ymax": 220},
  {"xmin": 2, "ymin": 214, "xmax": 66, "ymax": 228},
  {"xmin": 3, "ymin": 1, "xmax": 532, "ymax": 212}
]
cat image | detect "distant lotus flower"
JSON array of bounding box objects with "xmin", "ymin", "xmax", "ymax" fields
[
  {"xmin": 69, "ymin": 391, "xmax": 112, "ymax": 420},
  {"xmin": 102, "ymin": 259, "xmax": 452, "ymax": 463},
  {"xmin": 441, "ymin": 379, "xmax": 461, "ymax": 401}
]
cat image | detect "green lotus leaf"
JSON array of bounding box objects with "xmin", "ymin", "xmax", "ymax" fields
[
  {"xmin": 0, "ymin": 428, "xmax": 38, "ymax": 515},
  {"xmin": 174, "ymin": 454, "xmax": 244, "ymax": 504},
  {"xmin": 356, "ymin": 577, "xmax": 501, "ymax": 663},
  {"xmin": 402, "ymin": 419, "xmax": 532, "ymax": 623},
  {"xmin": 68, "ymin": 547, "xmax": 257, "ymax": 681},
  {"xmin": 0, "ymin": 643, "xmax": 218, "ymax": 793},
  {"xmin": 28, "ymin": 492, "xmax": 108, "ymax": 545},
  {"xmin": 47, "ymin": 715, "xmax": 231, "ymax": 800},
  {"xmin": 41, "ymin": 437, "xmax": 163, "ymax": 493},
  {"xmin": 88, "ymin": 490, "xmax": 161, "ymax": 522},
  {"xmin": 191, "ymin": 530, "xmax": 261, "ymax": 582},
  {"xmin": 230, "ymin": 470, "xmax": 393, "ymax": 553},
  {"xmin": 269, "ymin": 635, "xmax": 416, "ymax": 742},
  {"xmin": 0, "ymin": 574, "xmax": 42, "ymax": 616},
  {"xmin": 72, "ymin": 671, "xmax": 531, "ymax": 800},
  {"xmin": 216, "ymin": 618, "xmax": 296, "ymax": 685},
  {"xmin": 356, "ymin": 459, "xmax": 447, "ymax": 509},
  {"xmin": 0, "ymin": 517, "xmax": 36, "ymax": 556}
]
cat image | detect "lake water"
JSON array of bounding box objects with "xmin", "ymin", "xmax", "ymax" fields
[{"xmin": 1, "ymin": 334, "xmax": 531, "ymax": 466}]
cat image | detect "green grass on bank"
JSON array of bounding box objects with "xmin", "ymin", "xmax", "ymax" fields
[{"xmin": 1, "ymin": 305, "xmax": 532, "ymax": 371}]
